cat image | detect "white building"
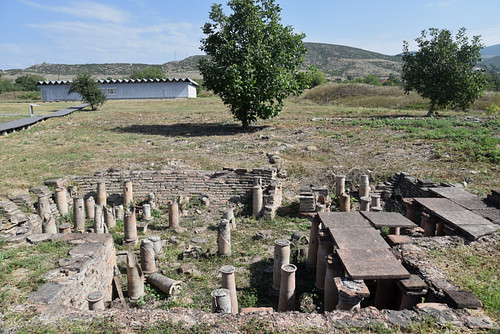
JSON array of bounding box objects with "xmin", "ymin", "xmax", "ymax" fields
[{"xmin": 37, "ymin": 78, "xmax": 198, "ymax": 102}]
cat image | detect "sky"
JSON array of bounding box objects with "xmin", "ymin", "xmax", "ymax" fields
[{"xmin": 1, "ymin": 0, "xmax": 499, "ymax": 70}]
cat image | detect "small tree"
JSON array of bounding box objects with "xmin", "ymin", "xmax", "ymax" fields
[
  {"xmin": 68, "ymin": 73, "xmax": 106, "ymax": 110},
  {"xmin": 402, "ymin": 27, "xmax": 487, "ymax": 116},
  {"xmin": 199, "ymin": 0, "xmax": 307, "ymax": 127},
  {"xmin": 130, "ymin": 67, "xmax": 166, "ymax": 79},
  {"xmin": 15, "ymin": 75, "xmax": 46, "ymax": 91}
]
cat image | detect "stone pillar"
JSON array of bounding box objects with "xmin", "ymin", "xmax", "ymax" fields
[
  {"xmin": 143, "ymin": 204, "xmax": 152, "ymax": 221},
  {"xmin": 402, "ymin": 198, "xmax": 417, "ymax": 223},
  {"xmin": 149, "ymin": 235, "xmax": 162, "ymax": 254},
  {"xmin": 38, "ymin": 195, "xmax": 51, "ymax": 219},
  {"xmin": 58, "ymin": 223, "xmax": 71, "ymax": 234},
  {"xmin": 124, "ymin": 208, "xmax": 138, "ymax": 245},
  {"xmin": 371, "ymin": 193, "xmax": 381, "ymax": 208},
  {"xmin": 359, "ymin": 175, "xmax": 370, "ymax": 198},
  {"xmin": 55, "ymin": 187, "xmax": 69, "ymax": 216},
  {"xmin": 123, "ymin": 180, "xmax": 133, "ymax": 208},
  {"xmin": 388, "ymin": 227, "xmax": 401, "ymax": 235},
  {"xmin": 168, "ymin": 201, "xmax": 179, "ymax": 229},
  {"xmin": 114, "ymin": 204, "xmax": 124, "ymax": 221},
  {"xmin": 340, "ymin": 193, "xmax": 351, "ymax": 212},
  {"xmin": 397, "ymin": 275, "xmax": 428, "ymax": 310},
  {"xmin": 335, "ymin": 175, "xmax": 346, "ymax": 197},
  {"xmin": 278, "ymin": 264, "xmax": 297, "ymax": 312},
  {"xmin": 94, "ymin": 204, "xmax": 105, "ymax": 233},
  {"xmin": 140, "ymin": 239, "xmax": 157, "ymax": 274},
  {"xmin": 253, "ymin": 177, "xmax": 263, "ymax": 218},
  {"xmin": 422, "ymin": 212, "xmax": 437, "ymax": 237},
  {"xmin": 147, "ymin": 273, "xmax": 182, "ymax": 296},
  {"xmin": 307, "ymin": 216, "xmax": 320, "ymax": 269},
  {"xmin": 147, "ymin": 192, "xmax": 156, "ymax": 209},
  {"xmin": 272, "ymin": 239, "xmax": 291, "ymax": 291},
  {"xmin": 217, "ymin": 219, "xmax": 231, "ymax": 256},
  {"xmin": 126, "ymin": 252, "xmax": 144, "ymax": 300},
  {"xmin": 371, "ymin": 206, "xmax": 382, "ymax": 212},
  {"xmin": 86, "ymin": 291, "xmax": 105, "ymax": 310},
  {"xmin": 324, "ymin": 253, "xmax": 343, "ymax": 312},
  {"xmin": 375, "ymin": 279, "xmax": 398, "ymax": 310},
  {"xmin": 223, "ymin": 207, "xmax": 236, "ymax": 230},
  {"xmin": 73, "ymin": 196, "xmax": 85, "ymax": 232},
  {"xmin": 315, "ymin": 231, "xmax": 333, "ymax": 291},
  {"xmin": 436, "ymin": 220, "xmax": 445, "ymax": 236},
  {"xmin": 103, "ymin": 205, "xmax": 116, "ymax": 229},
  {"xmin": 211, "ymin": 288, "xmax": 232, "ymax": 314},
  {"xmin": 220, "ymin": 265, "xmax": 238, "ymax": 314},
  {"xmin": 84, "ymin": 196, "xmax": 95, "ymax": 220},
  {"xmin": 360, "ymin": 196, "xmax": 371, "ymax": 212},
  {"xmin": 96, "ymin": 181, "xmax": 107, "ymax": 206},
  {"xmin": 42, "ymin": 214, "xmax": 57, "ymax": 234},
  {"xmin": 335, "ymin": 277, "xmax": 370, "ymax": 311}
]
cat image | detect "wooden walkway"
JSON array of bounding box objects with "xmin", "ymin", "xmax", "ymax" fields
[{"xmin": 0, "ymin": 104, "xmax": 88, "ymax": 136}]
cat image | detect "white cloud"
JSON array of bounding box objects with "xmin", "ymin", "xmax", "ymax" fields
[{"xmin": 471, "ymin": 26, "xmax": 500, "ymax": 46}]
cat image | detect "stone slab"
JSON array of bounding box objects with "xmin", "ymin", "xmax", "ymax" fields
[
  {"xmin": 453, "ymin": 223, "xmax": 500, "ymax": 240},
  {"xmin": 337, "ymin": 248, "xmax": 410, "ymax": 280},
  {"xmin": 430, "ymin": 187, "xmax": 476, "ymax": 200},
  {"xmin": 452, "ymin": 198, "xmax": 495, "ymax": 210},
  {"xmin": 413, "ymin": 198, "xmax": 464, "ymax": 212},
  {"xmin": 433, "ymin": 209, "xmax": 493, "ymax": 226},
  {"xmin": 397, "ymin": 274, "xmax": 427, "ymax": 291},
  {"xmin": 472, "ymin": 208, "xmax": 500, "ymax": 223},
  {"xmin": 28, "ymin": 282, "xmax": 65, "ymax": 305},
  {"xmin": 361, "ymin": 212, "xmax": 417, "ymax": 229},
  {"xmin": 318, "ymin": 212, "xmax": 372, "ymax": 230},
  {"xmin": 386, "ymin": 235, "xmax": 411, "ymax": 247},
  {"xmin": 329, "ymin": 227, "xmax": 389, "ymax": 249},
  {"xmin": 445, "ymin": 289, "xmax": 483, "ymax": 309}
]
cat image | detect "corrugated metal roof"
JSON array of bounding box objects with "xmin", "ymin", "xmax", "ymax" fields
[{"xmin": 37, "ymin": 78, "xmax": 199, "ymax": 86}]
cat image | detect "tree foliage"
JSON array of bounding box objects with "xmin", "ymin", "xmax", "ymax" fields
[
  {"xmin": 199, "ymin": 0, "xmax": 307, "ymax": 127},
  {"xmin": 302, "ymin": 67, "xmax": 327, "ymax": 88},
  {"xmin": 402, "ymin": 27, "xmax": 487, "ymax": 116},
  {"xmin": 15, "ymin": 74, "xmax": 46, "ymax": 91},
  {"xmin": 68, "ymin": 73, "xmax": 106, "ymax": 110},
  {"xmin": 130, "ymin": 66, "xmax": 166, "ymax": 79}
]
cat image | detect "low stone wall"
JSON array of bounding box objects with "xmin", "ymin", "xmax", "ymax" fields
[{"xmin": 28, "ymin": 233, "xmax": 116, "ymax": 310}]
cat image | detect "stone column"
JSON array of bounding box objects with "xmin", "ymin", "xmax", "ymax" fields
[
  {"xmin": 307, "ymin": 216, "xmax": 320, "ymax": 269},
  {"xmin": 360, "ymin": 196, "xmax": 371, "ymax": 212},
  {"xmin": 96, "ymin": 181, "xmax": 107, "ymax": 206},
  {"xmin": 421, "ymin": 212, "xmax": 437, "ymax": 237},
  {"xmin": 124, "ymin": 208, "xmax": 138, "ymax": 245},
  {"xmin": 397, "ymin": 275, "xmax": 428, "ymax": 310},
  {"xmin": 147, "ymin": 273, "xmax": 182, "ymax": 296},
  {"xmin": 388, "ymin": 226, "xmax": 401, "ymax": 235},
  {"xmin": 142, "ymin": 204, "xmax": 152, "ymax": 221},
  {"xmin": 73, "ymin": 196, "xmax": 85, "ymax": 232},
  {"xmin": 223, "ymin": 207, "xmax": 236, "ymax": 230},
  {"xmin": 252, "ymin": 177, "xmax": 263, "ymax": 218},
  {"xmin": 140, "ymin": 239, "xmax": 157, "ymax": 274},
  {"xmin": 335, "ymin": 175, "xmax": 346, "ymax": 197},
  {"xmin": 371, "ymin": 206, "xmax": 382, "ymax": 212},
  {"xmin": 375, "ymin": 279, "xmax": 398, "ymax": 310},
  {"xmin": 126, "ymin": 252, "xmax": 144, "ymax": 300},
  {"xmin": 335, "ymin": 277, "xmax": 370, "ymax": 311},
  {"xmin": 84, "ymin": 196, "xmax": 95, "ymax": 220},
  {"xmin": 38, "ymin": 195, "xmax": 51, "ymax": 219},
  {"xmin": 168, "ymin": 201, "xmax": 179, "ymax": 229},
  {"xmin": 217, "ymin": 219, "xmax": 231, "ymax": 256},
  {"xmin": 58, "ymin": 223, "xmax": 71, "ymax": 234},
  {"xmin": 221, "ymin": 265, "xmax": 238, "ymax": 314},
  {"xmin": 123, "ymin": 180, "xmax": 133, "ymax": 208},
  {"xmin": 359, "ymin": 175, "xmax": 370, "ymax": 198},
  {"xmin": 149, "ymin": 235, "xmax": 162, "ymax": 254},
  {"xmin": 315, "ymin": 231, "xmax": 333, "ymax": 291},
  {"xmin": 42, "ymin": 214, "xmax": 57, "ymax": 234},
  {"xmin": 272, "ymin": 239, "xmax": 291, "ymax": 291},
  {"xmin": 402, "ymin": 198, "xmax": 417, "ymax": 223},
  {"xmin": 147, "ymin": 192, "xmax": 156, "ymax": 209},
  {"xmin": 371, "ymin": 193, "xmax": 381, "ymax": 208},
  {"xmin": 94, "ymin": 204, "xmax": 105, "ymax": 233},
  {"xmin": 114, "ymin": 204, "xmax": 124, "ymax": 221},
  {"xmin": 104, "ymin": 205, "xmax": 116, "ymax": 229},
  {"xmin": 324, "ymin": 253, "xmax": 344, "ymax": 312},
  {"xmin": 436, "ymin": 220, "xmax": 445, "ymax": 236},
  {"xmin": 86, "ymin": 291, "xmax": 105, "ymax": 310},
  {"xmin": 211, "ymin": 288, "xmax": 232, "ymax": 314},
  {"xmin": 278, "ymin": 264, "xmax": 297, "ymax": 312},
  {"xmin": 340, "ymin": 193, "xmax": 351, "ymax": 212},
  {"xmin": 55, "ymin": 187, "xmax": 68, "ymax": 216}
]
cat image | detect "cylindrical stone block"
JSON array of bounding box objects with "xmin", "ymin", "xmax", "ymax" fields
[
  {"xmin": 149, "ymin": 235, "xmax": 162, "ymax": 254},
  {"xmin": 42, "ymin": 215, "xmax": 57, "ymax": 234},
  {"xmin": 359, "ymin": 175, "xmax": 370, "ymax": 198},
  {"xmin": 147, "ymin": 192, "xmax": 156, "ymax": 209},
  {"xmin": 436, "ymin": 220, "xmax": 445, "ymax": 236},
  {"xmin": 278, "ymin": 264, "xmax": 297, "ymax": 312},
  {"xmin": 124, "ymin": 208, "xmax": 138, "ymax": 243},
  {"xmin": 58, "ymin": 223, "xmax": 71, "ymax": 234},
  {"xmin": 324, "ymin": 254, "xmax": 343, "ymax": 312},
  {"xmin": 223, "ymin": 207, "xmax": 236, "ymax": 230},
  {"xmin": 221, "ymin": 265, "xmax": 238, "ymax": 314},
  {"xmin": 147, "ymin": 273, "xmax": 182, "ymax": 296},
  {"xmin": 402, "ymin": 198, "xmax": 417, "ymax": 223},
  {"xmin": 336, "ymin": 278, "xmax": 370, "ymax": 312},
  {"xmin": 104, "ymin": 205, "xmax": 116, "ymax": 229},
  {"xmin": 273, "ymin": 239, "xmax": 291, "ymax": 291},
  {"xmin": 371, "ymin": 193, "xmax": 381, "ymax": 208},
  {"xmin": 340, "ymin": 193, "xmax": 350, "ymax": 212},
  {"xmin": 73, "ymin": 196, "xmax": 85, "ymax": 232},
  {"xmin": 94, "ymin": 204, "xmax": 105, "ymax": 233},
  {"xmin": 38, "ymin": 195, "xmax": 51, "ymax": 219},
  {"xmin": 168, "ymin": 201, "xmax": 179, "ymax": 229},
  {"xmin": 211, "ymin": 288, "xmax": 232, "ymax": 314},
  {"xmin": 96, "ymin": 181, "xmax": 107, "ymax": 206},
  {"xmin": 422, "ymin": 212, "xmax": 436, "ymax": 237},
  {"xmin": 140, "ymin": 239, "xmax": 157, "ymax": 274},
  {"xmin": 217, "ymin": 219, "xmax": 231, "ymax": 256},
  {"xmin": 360, "ymin": 196, "xmax": 371, "ymax": 212},
  {"xmin": 252, "ymin": 185, "xmax": 263, "ymax": 218},
  {"xmin": 86, "ymin": 291, "xmax": 105, "ymax": 310},
  {"xmin": 123, "ymin": 180, "xmax": 133, "ymax": 207},
  {"xmin": 126, "ymin": 252, "xmax": 144, "ymax": 300},
  {"xmin": 114, "ymin": 204, "xmax": 124, "ymax": 221},
  {"xmin": 315, "ymin": 231, "xmax": 333, "ymax": 291},
  {"xmin": 335, "ymin": 175, "xmax": 346, "ymax": 197},
  {"xmin": 307, "ymin": 217, "xmax": 320, "ymax": 269},
  {"xmin": 55, "ymin": 187, "xmax": 69, "ymax": 216},
  {"xmin": 84, "ymin": 196, "xmax": 95, "ymax": 220},
  {"xmin": 142, "ymin": 204, "xmax": 152, "ymax": 221}
]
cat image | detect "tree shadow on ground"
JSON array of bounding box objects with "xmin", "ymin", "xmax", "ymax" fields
[{"xmin": 111, "ymin": 122, "xmax": 268, "ymax": 137}]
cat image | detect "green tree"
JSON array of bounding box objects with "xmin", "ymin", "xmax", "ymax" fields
[
  {"xmin": 304, "ymin": 67, "xmax": 327, "ymax": 88},
  {"xmin": 383, "ymin": 73, "xmax": 402, "ymax": 87},
  {"xmin": 199, "ymin": 0, "xmax": 307, "ymax": 127},
  {"xmin": 68, "ymin": 73, "xmax": 106, "ymax": 110},
  {"xmin": 130, "ymin": 67, "xmax": 165, "ymax": 79},
  {"xmin": 15, "ymin": 74, "xmax": 46, "ymax": 91},
  {"xmin": 402, "ymin": 27, "xmax": 487, "ymax": 116}
]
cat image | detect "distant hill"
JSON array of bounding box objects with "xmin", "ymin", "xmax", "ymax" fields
[{"xmin": 481, "ymin": 44, "xmax": 500, "ymax": 59}]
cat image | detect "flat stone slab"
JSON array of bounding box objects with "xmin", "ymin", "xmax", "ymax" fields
[
  {"xmin": 397, "ymin": 274, "xmax": 427, "ymax": 291},
  {"xmin": 452, "ymin": 198, "xmax": 495, "ymax": 210},
  {"xmin": 329, "ymin": 227, "xmax": 389, "ymax": 249},
  {"xmin": 472, "ymin": 208, "xmax": 500, "ymax": 223},
  {"xmin": 28, "ymin": 282, "xmax": 65, "ymax": 305},
  {"xmin": 445, "ymin": 289, "xmax": 483, "ymax": 309},
  {"xmin": 430, "ymin": 187, "xmax": 477, "ymax": 200},
  {"xmin": 337, "ymin": 248, "xmax": 410, "ymax": 280},
  {"xmin": 413, "ymin": 198, "xmax": 464, "ymax": 212},
  {"xmin": 433, "ymin": 210, "xmax": 499, "ymax": 239},
  {"xmin": 361, "ymin": 212, "xmax": 417, "ymax": 229},
  {"xmin": 318, "ymin": 212, "xmax": 372, "ymax": 230}
]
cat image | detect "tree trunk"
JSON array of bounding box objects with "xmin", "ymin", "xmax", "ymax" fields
[{"xmin": 426, "ymin": 102, "xmax": 435, "ymax": 117}]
